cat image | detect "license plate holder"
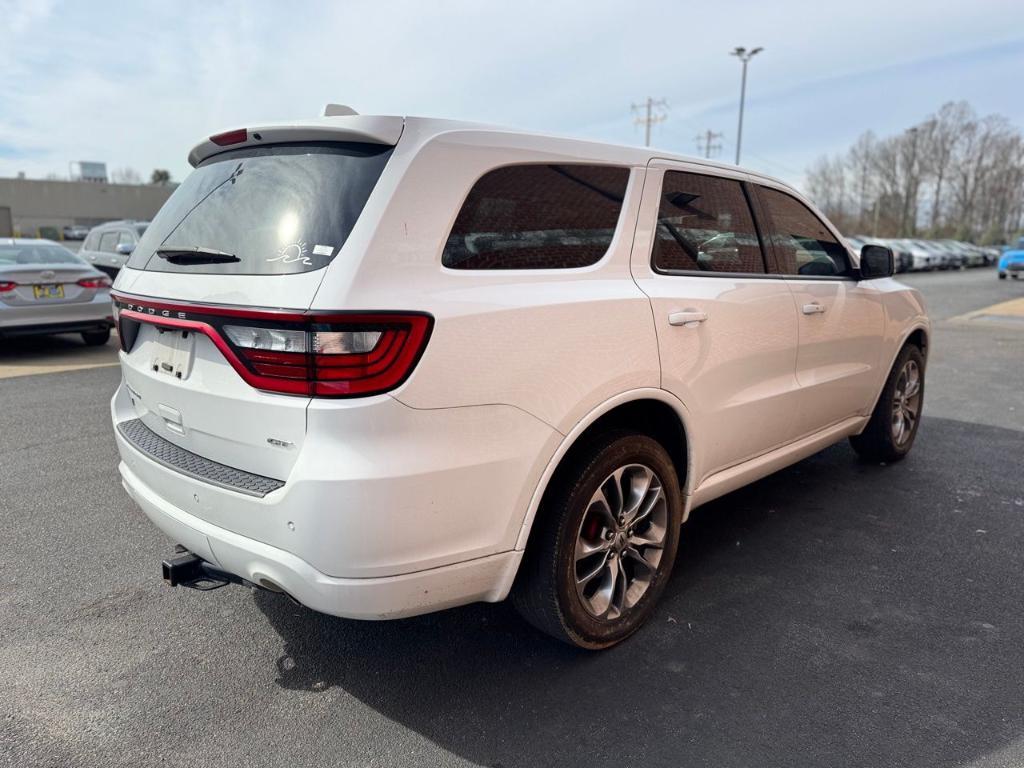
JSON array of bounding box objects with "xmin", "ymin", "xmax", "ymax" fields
[
  {"xmin": 33, "ymin": 284, "xmax": 64, "ymax": 299},
  {"xmin": 150, "ymin": 329, "xmax": 195, "ymax": 380}
]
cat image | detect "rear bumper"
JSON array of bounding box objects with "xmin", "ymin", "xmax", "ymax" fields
[
  {"xmin": 120, "ymin": 460, "xmax": 522, "ymax": 619},
  {"xmin": 0, "ymin": 318, "xmax": 113, "ymax": 337},
  {"xmin": 0, "ymin": 292, "xmax": 113, "ymax": 333},
  {"xmin": 111, "ymin": 380, "xmax": 558, "ymax": 618}
]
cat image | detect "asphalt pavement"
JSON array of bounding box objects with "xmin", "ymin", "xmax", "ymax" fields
[{"xmin": 1, "ymin": 268, "xmax": 1022, "ymax": 768}]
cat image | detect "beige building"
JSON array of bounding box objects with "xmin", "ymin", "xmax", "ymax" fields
[{"xmin": 0, "ymin": 177, "xmax": 175, "ymax": 237}]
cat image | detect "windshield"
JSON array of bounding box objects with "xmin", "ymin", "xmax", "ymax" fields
[
  {"xmin": 0, "ymin": 243, "xmax": 84, "ymax": 266},
  {"xmin": 128, "ymin": 142, "xmax": 393, "ymax": 275}
]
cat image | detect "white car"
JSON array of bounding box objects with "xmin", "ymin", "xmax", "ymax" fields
[{"xmin": 110, "ymin": 109, "xmax": 930, "ymax": 648}]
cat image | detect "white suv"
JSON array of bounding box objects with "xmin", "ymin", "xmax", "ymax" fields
[{"xmin": 110, "ymin": 110, "xmax": 930, "ymax": 648}]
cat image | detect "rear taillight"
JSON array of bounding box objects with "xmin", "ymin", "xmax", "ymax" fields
[
  {"xmin": 78, "ymin": 276, "xmax": 112, "ymax": 289},
  {"xmin": 113, "ymin": 294, "xmax": 433, "ymax": 398},
  {"xmin": 0, "ymin": 281, "xmax": 16, "ymax": 292},
  {"xmin": 223, "ymin": 316, "xmax": 431, "ymax": 396}
]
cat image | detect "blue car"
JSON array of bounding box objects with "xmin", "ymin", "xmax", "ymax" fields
[{"xmin": 998, "ymin": 237, "xmax": 1024, "ymax": 280}]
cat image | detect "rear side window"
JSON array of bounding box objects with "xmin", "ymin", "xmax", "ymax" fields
[
  {"xmin": 128, "ymin": 142, "xmax": 393, "ymax": 275},
  {"xmin": 442, "ymin": 164, "xmax": 630, "ymax": 270},
  {"xmin": 758, "ymin": 187, "xmax": 851, "ymax": 277},
  {"xmin": 652, "ymin": 171, "xmax": 765, "ymax": 274},
  {"xmin": 98, "ymin": 232, "xmax": 119, "ymax": 253}
]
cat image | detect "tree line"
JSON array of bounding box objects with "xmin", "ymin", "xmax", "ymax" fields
[
  {"xmin": 109, "ymin": 168, "xmax": 173, "ymax": 186},
  {"xmin": 804, "ymin": 101, "xmax": 1024, "ymax": 244}
]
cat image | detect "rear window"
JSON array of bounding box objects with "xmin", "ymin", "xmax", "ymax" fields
[
  {"xmin": 0, "ymin": 244, "xmax": 83, "ymax": 265},
  {"xmin": 442, "ymin": 164, "xmax": 630, "ymax": 270},
  {"xmin": 128, "ymin": 142, "xmax": 393, "ymax": 275}
]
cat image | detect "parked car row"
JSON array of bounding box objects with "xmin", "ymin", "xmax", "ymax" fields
[
  {"xmin": 845, "ymin": 236, "xmax": 1002, "ymax": 272},
  {"xmin": 61, "ymin": 224, "xmax": 90, "ymax": 240}
]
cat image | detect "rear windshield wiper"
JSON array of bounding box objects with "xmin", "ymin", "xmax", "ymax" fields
[{"xmin": 155, "ymin": 246, "xmax": 240, "ymax": 265}]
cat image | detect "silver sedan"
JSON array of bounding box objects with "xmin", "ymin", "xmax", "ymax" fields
[{"xmin": 0, "ymin": 238, "xmax": 114, "ymax": 345}]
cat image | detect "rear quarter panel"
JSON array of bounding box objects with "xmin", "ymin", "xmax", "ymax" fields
[{"xmin": 311, "ymin": 126, "xmax": 662, "ymax": 434}]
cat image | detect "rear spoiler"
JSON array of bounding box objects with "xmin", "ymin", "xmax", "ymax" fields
[{"xmin": 187, "ymin": 115, "xmax": 405, "ymax": 167}]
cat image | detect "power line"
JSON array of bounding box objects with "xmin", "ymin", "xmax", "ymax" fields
[
  {"xmin": 695, "ymin": 130, "xmax": 724, "ymax": 159},
  {"xmin": 631, "ymin": 97, "xmax": 668, "ymax": 147},
  {"xmin": 742, "ymin": 151, "xmax": 804, "ymax": 178}
]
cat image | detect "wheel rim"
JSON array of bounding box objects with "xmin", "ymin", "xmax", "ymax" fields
[
  {"xmin": 573, "ymin": 463, "xmax": 668, "ymax": 621},
  {"xmin": 891, "ymin": 359, "xmax": 922, "ymax": 446}
]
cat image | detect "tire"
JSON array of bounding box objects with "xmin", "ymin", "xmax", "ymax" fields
[
  {"xmin": 81, "ymin": 328, "xmax": 110, "ymax": 346},
  {"xmin": 998, "ymin": 272, "xmax": 1006, "ymax": 280},
  {"xmin": 850, "ymin": 344, "xmax": 925, "ymax": 463},
  {"xmin": 512, "ymin": 431, "xmax": 683, "ymax": 649}
]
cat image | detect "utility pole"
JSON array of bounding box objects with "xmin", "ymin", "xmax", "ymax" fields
[
  {"xmin": 695, "ymin": 130, "xmax": 724, "ymax": 159},
  {"xmin": 631, "ymin": 97, "xmax": 668, "ymax": 147},
  {"xmin": 730, "ymin": 46, "xmax": 763, "ymax": 165}
]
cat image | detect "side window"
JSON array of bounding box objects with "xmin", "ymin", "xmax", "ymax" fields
[
  {"xmin": 98, "ymin": 232, "xmax": 119, "ymax": 253},
  {"xmin": 758, "ymin": 187, "xmax": 851, "ymax": 277},
  {"xmin": 442, "ymin": 164, "xmax": 630, "ymax": 270},
  {"xmin": 118, "ymin": 231, "xmax": 135, "ymax": 245},
  {"xmin": 83, "ymin": 233, "xmax": 98, "ymax": 251},
  {"xmin": 652, "ymin": 171, "xmax": 765, "ymax": 274}
]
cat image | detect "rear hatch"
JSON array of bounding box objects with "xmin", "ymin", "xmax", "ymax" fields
[{"xmin": 113, "ymin": 136, "xmax": 397, "ymax": 482}]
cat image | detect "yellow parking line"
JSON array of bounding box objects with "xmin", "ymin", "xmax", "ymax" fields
[
  {"xmin": 950, "ymin": 297, "xmax": 1024, "ymax": 324},
  {"xmin": 0, "ymin": 360, "xmax": 120, "ymax": 380}
]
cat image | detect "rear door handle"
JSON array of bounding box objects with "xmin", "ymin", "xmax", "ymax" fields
[
  {"xmin": 668, "ymin": 309, "xmax": 708, "ymax": 326},
  {"xmin": 801, "ymin": 302, "xmax": 826, "ymax": 315}
]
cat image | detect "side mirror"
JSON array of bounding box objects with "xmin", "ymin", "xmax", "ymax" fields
[
  {"xmin": 859, "ymin": 244, "xmax": 894, "ymax": 279},
  {"xmin": 115, "ymin": 243, "xmax": 135, "ymax": 256}
]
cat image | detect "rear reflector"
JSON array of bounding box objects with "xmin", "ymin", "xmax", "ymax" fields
[
  {"xmin": 0, "ymin": 281, "xmax": 16, "ymax": 292},
  {"xmin": 209, "ymin": 128, "xmax": 248, "ymax": 146},
  {"xmin": 112, "ymin": 294, "xmax": 433, "ymax": 398}
]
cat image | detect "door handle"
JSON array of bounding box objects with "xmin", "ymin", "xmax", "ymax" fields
[
  {"xmin": 668, "ymin": 309, "xmax": 708, "ymax": 326},
  {"xmin": 801, "ymin": 302, "xmax": 826, "ymax": 315}
]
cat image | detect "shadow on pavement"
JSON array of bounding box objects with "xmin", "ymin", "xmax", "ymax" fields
[{"xmin": 255, "ymin": 416, "xmax": 1024, "ymax": 768}]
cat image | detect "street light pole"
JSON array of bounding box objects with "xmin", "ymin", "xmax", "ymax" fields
[{"xmin": 730, "ymin": 46, "xmax": 763, "ymax": 165}]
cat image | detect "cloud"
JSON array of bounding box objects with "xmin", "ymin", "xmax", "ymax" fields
[{"xmin": 0, "ymin": 0, "xmax": 1022, "ymax": 186}]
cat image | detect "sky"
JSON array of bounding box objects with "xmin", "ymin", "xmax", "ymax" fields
[{"xmin": 1, "ymin": 0, "xmax": 1023, "ymax": 191}]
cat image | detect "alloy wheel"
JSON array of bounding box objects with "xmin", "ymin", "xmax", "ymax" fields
[
  {"xmin": 573, "ymin": 464, "xmax": 668, "ymax": 620},
  {"xmin": 891, "ymin": 359, "xmax": 922, "ymax": 446}
]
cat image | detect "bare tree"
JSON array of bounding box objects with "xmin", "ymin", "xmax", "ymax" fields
[
  {"xmin": 920, "ymin": 101, "xmax": 972, "ymax": 233},
  {"xmin": 803, "ymin": 101, "xmax": 1024, "ymax": 243},
  {"xmin": 110, "ymin": 167, "xmax": 143, "ymax": 185}
]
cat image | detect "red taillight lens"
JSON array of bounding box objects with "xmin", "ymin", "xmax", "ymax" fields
[
  {"xmin": 78, "ymin": 276, "xmax": 112, "ymax": 289},
  {"xmin": 113, "ymin": 295, "xmax": 433, "ymax": 398},
  {"xmin": 210, "ymin": 128, "xmax": 247, "ymax": 146},
  {"xmin": 223, "ymin": 315, "xmax": 432, "ymax": 396},
  {"xmin": 0, "ymin": 281, "xmax": 16, "ymax": 292}
]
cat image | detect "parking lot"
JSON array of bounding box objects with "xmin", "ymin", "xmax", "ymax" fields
[{"xmin": 2, "ymin": 268, "xmax": 1023, "ymax": 767}]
